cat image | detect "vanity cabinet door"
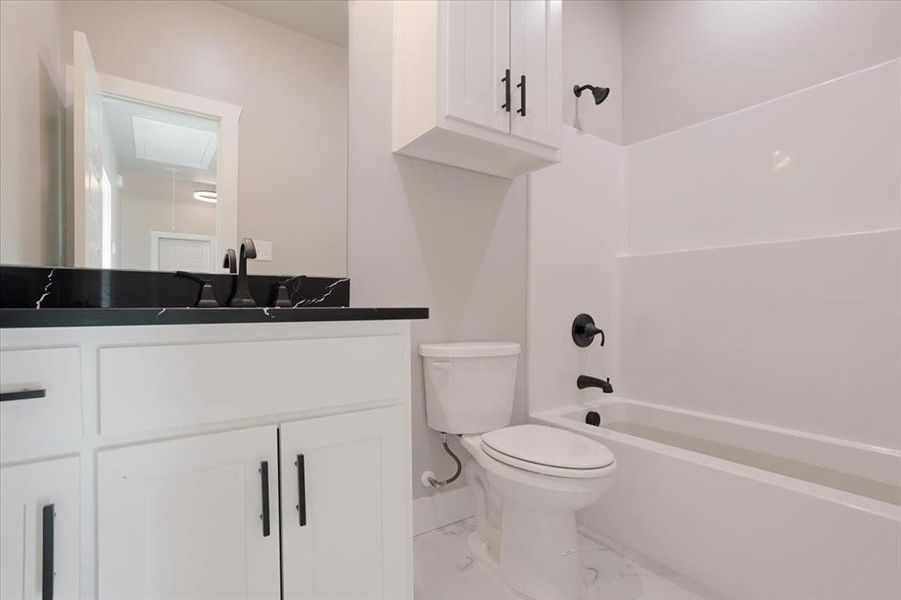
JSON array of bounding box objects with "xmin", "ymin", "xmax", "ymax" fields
[
  {"xmin": 280, "ymin": 406, "xmax": 408, "ymax": 600},
  {"xmin": 0, "ymin": 457, "xmax": 80, "ymax": 600},
  {"xmin": 446, "ymin": 0, "xmax": 511, "ymax": 133},
  {"xmin": 97, "ymin": 426, "xmax": 280, "ymax": 600}
]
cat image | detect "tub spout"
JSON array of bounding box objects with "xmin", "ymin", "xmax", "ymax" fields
[{"xmin": 577, "ymin": 375, "xmax": 613, "ymax": 394}]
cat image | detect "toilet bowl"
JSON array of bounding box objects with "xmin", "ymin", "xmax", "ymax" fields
[
  {"xmin": 461, "ymin": 426, "xmax": 616, "ymax": 600},
  {"xmin": 419, "ymin": 342, "xmax": 617, "ymax": 600}
]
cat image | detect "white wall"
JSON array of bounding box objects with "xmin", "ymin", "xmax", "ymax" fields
[
  {"xmin": 622, "ymin": 0, "xmax": 901, "ymax": 143},
  {"xmin": 62, "ymin": 0, "xmax": 347, "ymax": 276},
  {"xmin": 0, "ymin": 0, "xmax": 66, "ymax": 266},
  {"xmin": 118, "ymin": 173, "xmax": 217, "ymax": 271},
  {"xmin": 348, "ymin": 0, "xmax": 528, "ymax": 500},
  {"xmin": 562, "ymin": 0, "xmax": 622, "ymax": 143}
]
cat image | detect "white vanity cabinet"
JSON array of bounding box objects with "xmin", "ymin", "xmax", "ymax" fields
[
  {"xmin": 0, "ymin": 319, "xmax": 414, "ymax": 600},
  {"xmin": 280, "ymin": 407, "xmax": 407, "ymax": 600},
  {"xmin": 97, "ymin": 426, "xmax": 281, "ymax": 599},
  {"xmin": 0, "ymin": 457, "xmax": 80, "ymax": 600},
  {"xmin": 393, "ymin": 0, "xmax": 562, "ymax": 178}
]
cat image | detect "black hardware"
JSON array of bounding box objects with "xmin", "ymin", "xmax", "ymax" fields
[
  {"xmin": 295, "ymin": 454, "xmax": 307, "ymax": 527},
  {"xmin": 274, "ymin": 275, "xmax": 305, "ymax": 308},
  {"xmin": 228, "ymin": 239, "xmax": 258, "ymax": 308},
  {"xmin": 175, "ymin": 272, "xmax": 218, "ymax": 308},
  {"xmin": 585, "ymin": 411, "xmax": 601, "ymax": 426},
  {"xmin": 259, "ymin": 461, "xmax": 270, "ymax": 537},
  {"xmin": 222, "ymin": 249, "xmax": 237, "ymax": 274},
  {"xmin": 42, "ymin": 504, "xmax": 54, "ymax": 600},
  {"xmin": 572, "ymin": 313, "xmax": 605, "ymax": 347},
  {"xmin": 516, "ymin": 74, "xmax": 526, "ymax": 116},
  {"xmin": 573, "ymin": 84, "xmax": 610, "ymax": 105},
  {"xmin": 0, "ymin": 388, "xmax": 46, "ymax": 402},
  {"xmin": 501, "ymin": 69, "xmax": 511, "ymax": 112},
  {"xmin": 577, "ymin": 375, "xmax": 613, "ymax": 394}
]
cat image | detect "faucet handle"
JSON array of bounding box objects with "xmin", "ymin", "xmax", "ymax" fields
[
  {"xmin": 572, "ymin": 313, "xmax": 605, "ymax": 347},
  {"xmin": 175, "ymin": 271, "xmax": 218, "ymax": 308}
]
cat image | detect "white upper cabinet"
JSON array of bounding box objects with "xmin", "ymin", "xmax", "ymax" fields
[
  {"xmin": 446, "ymin": 0, "xmax": 511, "ymax": 134},
  {"xmin": 510, "ymin": 0, "xmax": 561, "ymax": 147},
  {"xmin": 393, "ymin": 0, "xmax": 562, "ymax": 179}
]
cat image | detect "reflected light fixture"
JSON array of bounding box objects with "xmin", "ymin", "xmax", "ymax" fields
[{"xmin": 193, "ymin": 190, "xmax": 218, "ymax": 203}]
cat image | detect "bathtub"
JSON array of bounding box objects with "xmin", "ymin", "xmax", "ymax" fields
[{"xmin": 533, "ymin": 398, "xmax": 901, "ymax": 600}]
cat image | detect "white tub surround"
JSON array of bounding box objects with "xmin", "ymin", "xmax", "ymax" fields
[
  {"xmin": 534, "ymin": 399, "xmax": 901, "ymax": 600},
  {"xmin": 0, "ymin": 319, "xmax": 417, "ymax": 600}
]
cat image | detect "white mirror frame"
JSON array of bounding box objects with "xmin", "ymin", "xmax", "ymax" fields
[{"xmin": 80, "ymin": 70, "xmax": 242, "ymax": 271}]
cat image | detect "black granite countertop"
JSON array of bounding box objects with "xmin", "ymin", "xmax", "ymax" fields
[
  {"xmin": 0, "ymin": 306, "xmax": 429, "ymax": 328},
  {"xmin": 0, "ymin": 265, "xmax": 428, "ymax": 328}
]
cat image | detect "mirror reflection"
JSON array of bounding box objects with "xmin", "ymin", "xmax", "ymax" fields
[
  {"xmin": 0, "ymin": 0, "xmax": 348, "ymax": 277},
  {"xmin": 95, "ymin": 97, "xmax": 219, "ymax": 272}
]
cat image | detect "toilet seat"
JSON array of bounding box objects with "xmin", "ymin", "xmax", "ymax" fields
[{"xmin": 481, "ymin": 424, "xmax": 615, "ymax": 479}]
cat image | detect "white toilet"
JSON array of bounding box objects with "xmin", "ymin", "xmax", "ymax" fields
[{"xmin": 420, "ymin": 342, "xmax": 616, "ymax": 600}]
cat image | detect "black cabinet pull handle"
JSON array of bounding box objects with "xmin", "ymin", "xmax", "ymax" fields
[
  {"xmin": 1, "ymin": 388, "xmax": 46, "ymax": 402},
  {"xmin": 295, "ymin": 454, "xmax": 307, "ymax": 527},
  {"xmin": 501, "ymin": 68, "xmax": 511, "ymax": 112},
  {"xmin": 259, "ymin": 461, "xmax": 270, "ymax": 537},
  {"xmin": 42, "ymin": 504, "xmax": 54, "ymax": 600},
  {"xmin": 516, "ymin": 74, "xmax": 526, "ymax": 116}
]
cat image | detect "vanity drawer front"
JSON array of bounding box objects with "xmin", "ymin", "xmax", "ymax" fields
[
  {"xmin": 0, "ymin": 347, "xmax": 82, "ymax": 463},
  {"xmin": 99, "ymin": 335, "xmax": 403, "ymax": 436}
]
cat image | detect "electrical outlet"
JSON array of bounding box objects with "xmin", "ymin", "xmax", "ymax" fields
[{"xmin": 255, "ymin": 240, "xmax": 273, "ymax": 261}]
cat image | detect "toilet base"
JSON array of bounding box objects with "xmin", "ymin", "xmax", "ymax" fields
[
  {"xmin": 500, "ymin": 503, "xmax": 584, "ymax": 600},
  {"xmin": 461, "ymin": 433, "xmax": 615, "ymax": 600},
  {"xmin": 466, "ymin": 508, "xmax": 584, "ymax": 600}
]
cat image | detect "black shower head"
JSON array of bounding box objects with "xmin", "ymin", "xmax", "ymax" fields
[{"xmin": 573, "ymin": 84, "xmax": 611, "ymax": 105}]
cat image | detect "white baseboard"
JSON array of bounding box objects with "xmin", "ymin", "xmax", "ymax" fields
[{"xmin": 413, "ymin": 485, "xmax": 474, "ymax": 536}]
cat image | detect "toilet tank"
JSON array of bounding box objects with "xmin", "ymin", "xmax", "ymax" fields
[{"xmin": 419, "ymin": 342, "xmax": 521, "ymax": 434}]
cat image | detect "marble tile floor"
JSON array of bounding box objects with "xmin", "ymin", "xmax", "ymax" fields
[{"xmin": 414, "ymin": 518, "xmax": 713, "ymax": 600}]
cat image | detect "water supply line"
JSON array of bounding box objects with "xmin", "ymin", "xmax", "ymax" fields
[{"xmin": 422, "ymin": 433, "xmax": 462, "ymax": 489}]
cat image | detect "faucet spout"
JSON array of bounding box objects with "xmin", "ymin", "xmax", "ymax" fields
[
  {"xmin": 577, "ymin": 375, "xmax": 613, "ymax": 394},
  {"xmin": 228, "ymin": 238, "xmax": 257, "ymax": 307}
]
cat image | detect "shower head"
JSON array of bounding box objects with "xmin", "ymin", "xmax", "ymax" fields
[{"xmin": 573, "ymin": 84, "xmax": 610, "ymax": 105}]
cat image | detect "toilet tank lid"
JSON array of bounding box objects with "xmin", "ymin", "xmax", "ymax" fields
[{"xmin": 419, "ymin": 341, "xmax": 521, "ymax": 358}]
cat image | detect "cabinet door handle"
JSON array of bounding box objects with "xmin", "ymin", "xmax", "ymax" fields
[
  {"xmin": 295, "ymin": 454, "xmax": 307, "ymax": 527},
  {"xmin": 42, "ymin": 504, "xmax": 54, "ymax": 600},
  {"xmin": 501, "ymin": 69, "xmax": 511, "ymax": 112},
  {"xmin": 516, "ymin": 74, "xmax": 526, "ymax": 116},
  {"xmin": 259, "ymin": 461, "xmax": 270, "ymax": 537},
  {"xmin": 0, "ymin": 388, "xmax": 46, "ymax": 402}
]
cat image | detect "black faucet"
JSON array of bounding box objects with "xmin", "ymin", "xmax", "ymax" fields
[
  {"xmin": 228, "ymin": 238, "xmax": 257, "ymax": 307},
  {"xmin": 222, "ymin": 249, "xmax": 237, "ymax": 274},
  {"xmin": 577, "ymin": 375, "xmax": 613, "ymax": 394}
]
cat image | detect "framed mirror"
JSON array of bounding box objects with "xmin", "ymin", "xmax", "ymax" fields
[{"xmin": 0, "ymin": 0, "xmax": 348, "ymax": 277}]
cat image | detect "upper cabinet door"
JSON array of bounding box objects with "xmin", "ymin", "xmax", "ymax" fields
[
  {"xmin": 280, "ymin": 406, "xmax": 408, "ymax": 600},
  {"xmin": 446, "ymin": 0, "xmax": 511, "ymax": 133},
  {"xmin": 0, "ymin": 457, "xmax": 80, "ymax": 600},
  {"xmin": 97, "ymin": 426, "xmax": 280, "ymax": 600},
  {"xmin": 72, "ymin": 31, "xmax": 106, "ymax": 268},
  {"xmin": 510, "ymin": 0, "xmax": 562, "ymax": 148}
]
